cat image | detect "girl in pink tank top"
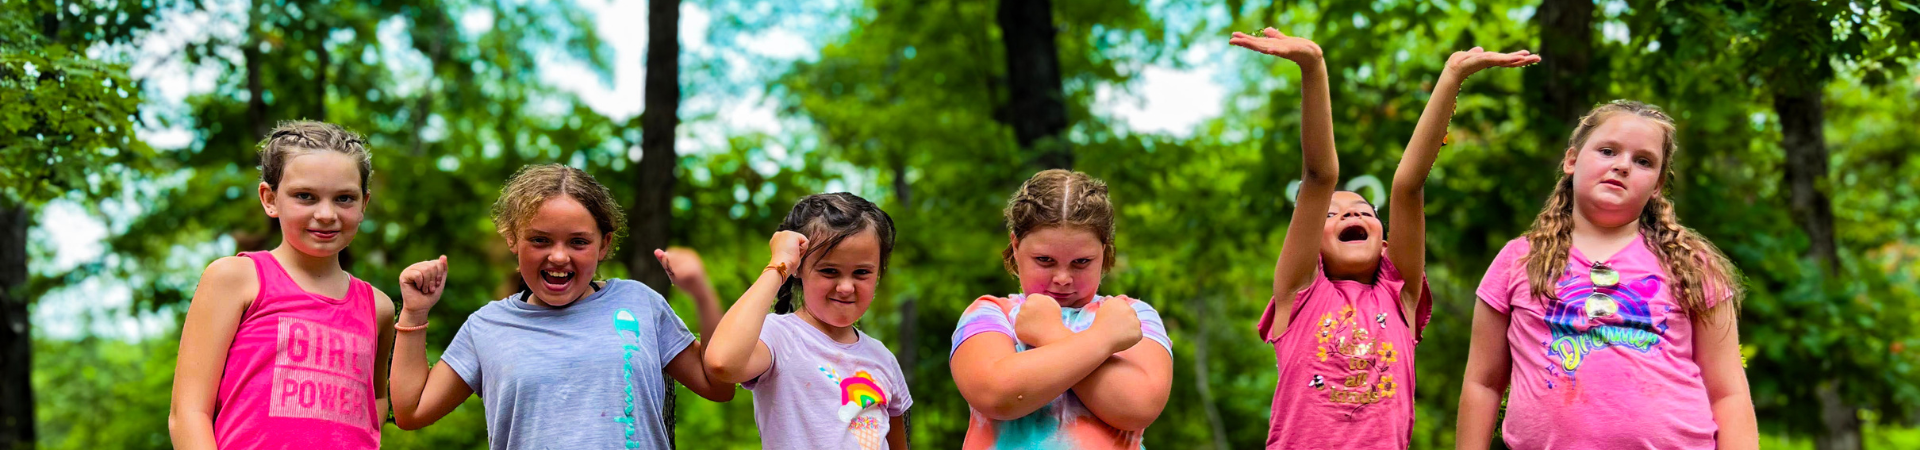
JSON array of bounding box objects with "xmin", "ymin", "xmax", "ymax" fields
[
  {"xmin": 1229, "ymin": 29, "xmax": 1537, "ymax": 448},
  {"xmin": 170, "ymin": 121, "xmax": 396, "ymax": 449}
]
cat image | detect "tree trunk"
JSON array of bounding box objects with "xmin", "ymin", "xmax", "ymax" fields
[
  {"xmin": 996, "ymin": 0, "xmax": 1072, "ymax": 170},
  {"xmin": 1529, "ymin": 0, "xmax": 1597, "ymax": 136},
  {"xmin": 0, "ymin": 205, "xmax": 34, "ymax": 449},
  {"xmin": 1776, "ymin": 85, "xmax": 1856, "ymax": 450},
  {"xmin": 890, "ymin": 158, "xmax": 917, "ymax": 381},
  {"xmin": 635, "ymin": 0, "xmax": 682, "ymax": 447},
  {"xmin": 630, "ymin": 0, "xmax": 678, "ymax": 296},
  {"xmin": 1187, "ymin": 294, "xmax": 1229, "ymax": 450}
]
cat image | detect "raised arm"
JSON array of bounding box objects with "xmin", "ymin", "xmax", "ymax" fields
[
  {"xmin": 169, "ymin": 256, "xmax": 258, "ymax": 450},
  {"xmin": 389, "ymin": 256, "xmax": 476, "ymax": 430},
  {"xmin": 1231, "ymin": 28, "xmax": 1337, "ymax": 340},
  {"xmin": 702, "ymin": 232, "xmax": 806, "ymax": 385},
  {"xmin": 1389, "ymin": 47, "xmax": 1539, "ymax": 317},
  {"xmin": 655, "ymin": 247, "xmax": 737, "ymax": 401}
]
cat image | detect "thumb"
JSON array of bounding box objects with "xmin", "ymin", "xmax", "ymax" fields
[{"xmin": 1262, "ymin": 27, "xmax": 1283, "ymax": 39}]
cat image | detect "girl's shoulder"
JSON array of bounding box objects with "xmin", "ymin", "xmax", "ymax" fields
[{"xmin": 197, "ymin": 255, "xmax": 263, "ymax": 309}]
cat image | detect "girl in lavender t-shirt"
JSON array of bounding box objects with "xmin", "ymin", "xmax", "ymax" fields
[
  {"xmin": 1231, "ymin": 28, "xmax": 1537, "ymax": 449},
  {"xmin": 1457, "ymin": 101, "xmax": 1757, "ymax": 449},
  {"xmin": 703, "ymin": 193, "xmax": 912, "ymax": 450}
]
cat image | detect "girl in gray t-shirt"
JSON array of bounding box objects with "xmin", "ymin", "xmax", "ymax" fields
[
  {"xmin": 385, "ymin": 164, "xmax": 735, "ymax": 449},
  {"xmin": 703, "ymin": 193, "xmax": 913, "ymax": 450}
]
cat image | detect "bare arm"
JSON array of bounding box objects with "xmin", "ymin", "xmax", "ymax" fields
[
  {"xmin": 1389, "ymin": 48, "xmax": 1539, "ymax": 320},
  {"xmin": 372, "ymin": 290, "xmax": 396, "ymax": 423},
  {"xmin": 654, "ymin": 248, "xmax": 737, "ymax": 401},
  {"xmin": 1068, "ymin": 338, "xmax": 1172, "ymax": 431},
  {"xmin": 1456, "ymin": 300, "xmax": 1513, "ymax": 449},
  {"xmin": 169, "ymin": 256, "xmax": 258, "ymax": 450},
  {"xmin": 887, "ymin": 414, "xmax": 907, "ymax": 449},
  {"xmin": 388, "ymin": 256, "xmax": 476, "ymax": 430},
  {"xmin": 704, "ymin": 232, "xmax": 807, "ymax": 384},
  {"xmin": 1231, "ymin": 28, "xmax": 1336, "ymax": 341},
  {"xmin": 1695, "ymin": 304, "xmax": 1757, "ymax": 450},
  {"xmin": 951, "ymin": 295, "xmax": 1140, "ymax": 421}
]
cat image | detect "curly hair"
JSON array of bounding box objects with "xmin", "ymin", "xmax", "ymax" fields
[{"xmin": 490, "ymin": 164, "xmax": 627, "ymax": 258}]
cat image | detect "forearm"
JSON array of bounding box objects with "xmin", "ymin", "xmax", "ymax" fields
[
  {"xmin": 167, "ymin": 411, "xmax": 217, "ymax": 450},
  {"xmin": 1712, "ymin": 393, "xmax": 1759, "ymax": 450},
  {"xmin": 389, "ymin": 309, "xmax": 432, "ymax": 425},
  {"xmin": 1396, "ymin": 70, "xmax": 1467, "ymax": 194},
  {"xmin": 705, "ymin": 270, "xmax": 782, "ymax": 379},
  {"xmin": 1070, "ymin": 351, "xmax": 1169, "ymax": 430},
  {"xmin": 683, "ymin": 279, "xmax": 724, "ymax": 342},
  {"xmin": 1455, "ymin": 380, "xmax": 1505, "ymax": 450},
  {"xmin": 966, "ymin": 333, "xmax": 1119, "ymax": 420},
  {"xmin": 1298, "ymin": 57, "xmax": 1338, "ymax": 184}
]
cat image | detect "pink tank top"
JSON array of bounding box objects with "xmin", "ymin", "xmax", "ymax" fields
[{"xmin": 211, "ymin": 251, "xmax": 380, "ymax": 449}]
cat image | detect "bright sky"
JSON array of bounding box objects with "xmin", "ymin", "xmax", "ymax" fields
[{"xmin": 36, "ymin": 0, "xmax": 1227, "ymax": 341}]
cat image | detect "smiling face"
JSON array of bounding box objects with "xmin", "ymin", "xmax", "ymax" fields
[
  {"xmin": 796, "ymin": 227, "xmax": 883, "ymax": 328},
  {"xmin": 1320, "ymin": 190, "xmax": 1384, "ymax": 280},
  {"xmin": 1011, "ymin": 226, "xmax": 1106, "ymax": 308},
  {"xmin": 1563, "ymin": 115, "xmax": 1668, "ymax": 228},
  {"xmin": 511, "ymin": 195, "xmax": 612, "ymax": 307},
  {"xmin": 261, "ymin": 151, "xmax": 367, "ymax": 258}
]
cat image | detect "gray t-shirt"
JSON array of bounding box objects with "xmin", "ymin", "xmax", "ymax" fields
[
  {"xmin": 741, "ymin": 313, "xmax": 913, "ymax": 450},
  {"xmin": 440, "ymin": 279, "xmax": 695, "ymax": 450}
]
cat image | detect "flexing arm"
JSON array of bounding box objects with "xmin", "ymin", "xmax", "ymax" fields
[
  {"xmin": 1231, "ymin": 28, "xmax": 1337, "ymax": 340},
  {"xmin": 703, "ymin": 232, "xmax": 807, "ymax": 384},
  {"xmin": 388, "ymin": 256, "xmax": 476, "ymax": 430},
  {"xmin": 1389, "ymin": 47, "xmax": 1539, "ymax": 319},
  {"xmin": 655, "ymin": 247, "xmax": 736, "ymax": 401},
  {"xmin": 168, "ymin": 256, "xmax": 259, "ymax": 450}
]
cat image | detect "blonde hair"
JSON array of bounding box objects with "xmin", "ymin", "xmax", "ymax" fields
[
  {"xmin": 1521, "ymin": 100, "xmax": 1744, "ymax": 321},
  {"xmin": 1002, "ymin": 169, "xmax": 1117, "ymax": 274},
  {"xmin": 490, "ymin": 164, "xmax": 627, "ymax": 257},
  {"xmin": 257, "ymin": 120, "xmax": 372, "ymax": 192}
]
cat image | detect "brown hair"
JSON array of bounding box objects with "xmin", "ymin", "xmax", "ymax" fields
[
  {"xmin": 1521, "ymin": 100, "xmax": 1744, "ymax": 321},
  {"xmin": 773, "ymin": 192, "xmax": 896, "ymax": 314},
  {"xmin": 257, "ymin": 120, "xmax": 373, "ymax": 192},
  {"xmin": 1002, "ymin": 169, "xmax": 1117, "ymax": 274},
  {"xmin": 490, "ymin": 164, "xmax": 627, "ymax": 258}
]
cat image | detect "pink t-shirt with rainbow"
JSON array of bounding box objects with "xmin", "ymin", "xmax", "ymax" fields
[
  {"xmin": 1478, "ymin": 237, "xmax": 1722, "ymax": 449},
  {"xmin": 211, "ymin": 251, "xmax": 381, "ymax": 449}
]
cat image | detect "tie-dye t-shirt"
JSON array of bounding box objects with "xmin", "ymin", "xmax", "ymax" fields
[
  {"xmin": 1478, "ymin": 237, "xmax": 1725, "ymax": 450},
  {"xmin": 948, "ymin": 294, "xmax": 1172, "ymax": 450},
  {"xmin": 740, "ymin": 313, "xmax": 912, "ymax": 450}
]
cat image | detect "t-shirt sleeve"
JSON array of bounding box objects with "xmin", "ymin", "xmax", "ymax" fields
[
  {"xmin": 1377, "ymin": 254, "xmax": 1436, "ymax": 344},
  {"xmin": 948, "ymin": 296, "xmax": 1015, "ymax": 358},
  {"xmin": 439, "ymin": 311, "xmax": 485, "ymax": 395},
  {"xmin": 885, "ymin": 357, "xmax": 913, "ymax": 417},
  {"xmin": 650, "ymin": 288, "xmax": 697, "ymax": 369},
  {"xmin": 1477, "ymin": 239, "xmax": 1529, "ymax": 315},
  {"xmin": 1128, "ymin": 299, "xmax": 1173, "ymax": 355}
]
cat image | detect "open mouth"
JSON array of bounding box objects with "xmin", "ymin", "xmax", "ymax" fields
[
  {"xmin": 1338, "ymin": 225, "xmax": 1370, "ymax": 243},
  {"xmin": 540, "ymin": 269, "xmax": 575, "ymax": 290}
]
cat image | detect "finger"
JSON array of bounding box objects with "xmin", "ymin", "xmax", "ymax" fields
[
  {"xmin": 1470, "ymin": 46, "xmax": 1484, "ymax": 53},
  {"xmin": 1511, "ymin": 49, "xmax": 1531, "ymax": 56},
  {"xmin": 1231, "ymin": 31, "xmax": 1252, "ymax": 39},
  {"xmin": 1262, "ymin": 27, "xmax": 1283, "ymax": 39}
]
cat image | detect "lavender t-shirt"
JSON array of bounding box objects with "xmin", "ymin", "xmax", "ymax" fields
[
  {"xmin": 1479, "ymin": 237, "xmax": 1724, "ymax": 449},
  {"xmin": 741, "ymin": 313, "xmax": 912, "ymax": 450}
]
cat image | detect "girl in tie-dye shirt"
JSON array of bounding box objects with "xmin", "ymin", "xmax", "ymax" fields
[{"xmin": 949, "ymin": 169, "xmax": 1174, "ymax": 450}]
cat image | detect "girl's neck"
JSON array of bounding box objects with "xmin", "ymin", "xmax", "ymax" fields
[
  {"xmin": 795, "ymin": 308, "xmax": 858, "ymax": 344},
  {"xmin": 1571, "ymin": 206, "xmax": 1642, "ymax": 261},
  {"xmin": 269, "ymin": 244, "xmax": 342, "ymax": 280}
]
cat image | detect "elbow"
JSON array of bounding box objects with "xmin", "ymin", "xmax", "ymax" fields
[
  {"xmin": 702, "ymin": 356, "xmax": 751, "ymax": 386},
  {"xmin": 1106, "ymin": 414, "xmax": 1156, "ymax": 432},
  {"xmin": 696, "ymin": 383, "xmax": 737, "ymax": 403},
  {"xmin": 1301, "ymin": 166, "xmax": 1339, "ymax": 187},
  {"xmin": 393, "ymin": 414, "xmax": 429, "ymax": 431},
  {"xmin": 966, "ymin": 382, "xmax": 1038, "ymax": 422}
]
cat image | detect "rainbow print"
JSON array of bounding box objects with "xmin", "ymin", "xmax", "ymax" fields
[{"xmin": 840, "ymin": 371, "xmax": 887, "ymax": 409}]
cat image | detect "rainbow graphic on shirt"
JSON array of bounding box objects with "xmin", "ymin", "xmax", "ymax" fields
[
  {"xmin": 823, "ymin": 368, "xmax": 890, "ymax": 450},
  {"xmin": 1544, "ymin": 271, "xmax": 1667, "ymax": 379}
]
